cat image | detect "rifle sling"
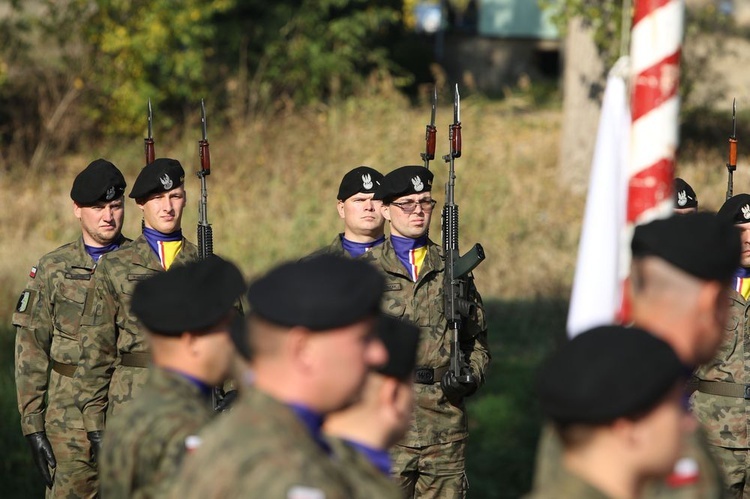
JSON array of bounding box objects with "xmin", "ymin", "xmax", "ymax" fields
[
  {"xmin": 51, "ymin": 360, "xmax": 76, "ymax": 378},
  {"xmin": 694, "ymin": 379, "xmax": 750, "ymax": 399},
  {"xmin": 414, "ymin": 365, "xmax": 449, "ymax": 385}
]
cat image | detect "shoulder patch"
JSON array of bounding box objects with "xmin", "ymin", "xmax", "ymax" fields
[
  {"xmin": 385, "ymin": 283, "xmax": 402, "ymax": 291},
  {"xmin": 16, "ymin": 291, "xmax": 31, "ymax": 312},
  {"xmin": 29, "ymin": 266, "xmax": 37, "ymax": 278},
  {"xmin": 287, "ymin": 486, "xmax": 325, "ymax": 499}
]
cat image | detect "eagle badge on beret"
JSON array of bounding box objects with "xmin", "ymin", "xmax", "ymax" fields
[
  {"xmin": 362, "ymin": 174, "xmax": 373, "ymax": 190},
  {"xmin": 105, "ymin": 186, "xmax": 116, "ymax": 201},
  {"xmin": 743, "ymin": 205, "xmax": 750, "ymax": 220},
  {"xmin": 160, "ymin": 174, "xmax": 173, "ymax": 190},
  {"xmin": 412, "ymin": 176, "xmax": 424, "ymax": 192},
  {"xmin": 677, "ymin": 190, "xmax": 687, "ymax": 207}
]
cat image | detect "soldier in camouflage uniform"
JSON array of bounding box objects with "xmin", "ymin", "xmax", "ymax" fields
[
  {"xmin": 99, "ymin": 256, "xmax": 245, "ymax": 498},
  {"xmin": 324, "ymin": 315, "xmax": 421, "ymax": 499},
  {"xmin": 308, "ymin": 165, "xmax": 386, "ymax": 258},
  {"xmin": 74, "ymin": 158, "xmax": 198, "ymax": 459},
  {"xmin": 13, "ymin": 159, "xmax": 129, "ymax": 498},
  {"xmin": 361, "ymin": 165, "xmax": 490, "ymax": 499},
  {"xmin": 534, "ymin": 213, "xmax": 739, "ymax": 499},
  {"xmin": 525, "ymin": 326, "xmax": 692, "ymax": 499},
  {"xmin": 692, "ymin": 194, "xmax": 750, "ymax": 498},
  {"xmin": 170, "ymin": 255, "xmax": 388, "ymax": 498}
]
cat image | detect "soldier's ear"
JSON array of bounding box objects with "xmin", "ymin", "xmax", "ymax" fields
[
  {"xmin": 336, "ymin": 200, "xmax": 345, "ymax": 219},
  {"xmin": 381, "ymin": 204, "xmax": 392, "ymax": 222}
]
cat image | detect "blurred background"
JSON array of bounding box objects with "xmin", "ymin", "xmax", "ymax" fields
[{"xmin": 0, "ymin": 0, "xmax": 747, "ymax": 496}]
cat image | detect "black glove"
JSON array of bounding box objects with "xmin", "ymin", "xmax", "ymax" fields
[
  {"xmin": 440, "ymin": 370, "xmax": 478, "ymax": 406},
  {"xmin": 214, "ymin": 389, "xmax": 238, "ymax": 412},
  {"xmin": 26, "ymin": 431, "xmax": 56, "ymax": 488},
  {"xmin": 87, "ymin": 431, "xmax": 103, "ymax": 464}
]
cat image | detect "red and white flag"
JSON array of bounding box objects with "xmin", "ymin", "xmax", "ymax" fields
[{"xmin": 568, "ymin": 0, "xmax": 684, "ymax": 336}]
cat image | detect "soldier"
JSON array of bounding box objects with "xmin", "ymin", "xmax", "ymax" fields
[
  {"xmin": 693, "ymin": 193, "xmax": 750, "ymax": 497},
  {"xmin": 674, "ymin": 177, "xmax": 698, "ymax": 215},
  {"xmin": 324, "ymin": 315, "xmax": 420, "ymax": 498},
  {"xmin": 525, "ymin": 326, "xmax": 693, "ymax": 499},
  {"xmin": 534, "ymin": 212, "xmax": 740, "ymax": 499},
  {"xmin": 74, "ymin": 158, "xmax": 199, "ymax": 461},
  {"xmin": 99, "ymin": 255, "xmax": 245, "ymax": 498},
  {"xmin": 361, "ymin": 165, "xmax": 490, "ymax": 499},
  {"xmin": 309, "ymin": 165, "xmax": 386, "ymax": 258},
  {"xmin": 13, "ymin": 159, "xmax": 128, "ymax": 498},
  {"xmin": 170, "ymin": 255, "xmax": 388, "ymax": 498}
]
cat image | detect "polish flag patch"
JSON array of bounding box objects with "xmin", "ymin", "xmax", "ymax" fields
[{"xmin": 29, "ymin": 267, "xmax": 37, "ymax": 278}]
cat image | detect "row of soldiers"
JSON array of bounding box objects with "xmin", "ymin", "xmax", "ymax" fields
[
  {"xmin": 12, "ymin": 158, "xmax": 489, "ymax": 497},
  {"xmin": 526, "ymin": 176, "xmax": 750, "ymax": 499}
]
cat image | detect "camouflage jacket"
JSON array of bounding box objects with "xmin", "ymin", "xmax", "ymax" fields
[
  {"xmin": 326, "ymin": 437, "xmax": 403, "ymax": 499},
  {"xmin": 100, "ymin": 367, "xmax": 215, "ymax": 499},
  {"xmin": 692, "ymin": 288, "xmax": 749, "ymax": 448},
  {"xmin": 361, "ymin": 238, "xmax": 490, "ymax": 446},
  {"xmin": 13, "ymin": 236, "xmax": 128, "ymax": 435},
  {"xmin": 533, "ymin": 421, "xmax": 726, "ymax": 499},
  {"xmin": 73, "ymin": 234, "xmax": 198, "ymax": 432},
  {"xmin": 305, "ymin": 234, "xmax": 348, "ymax": 259},
  {"xmin": 524, "ymin": 462, "xmax": 612, "ymax": 499},
  {"xmin": 169, "ymin": 385, "xmax": 355, "ymax": 498}
]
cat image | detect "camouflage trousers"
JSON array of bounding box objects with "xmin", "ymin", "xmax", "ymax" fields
[
  {"xmin": 706, "ymin": 445, "xmax": 750, "ymax": 499},
  {"xmin": 45, "ymin": 425, "xmax": 97, "ymax": 499},
  {"xmin": 391, "ymin": 439, "xmax": 468, "ymax": 499}
]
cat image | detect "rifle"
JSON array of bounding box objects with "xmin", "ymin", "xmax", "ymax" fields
[
  {"xmin": 441, "ymin": 84, "xmax": 485, "ymax": 388},
  {"xmin": 421, "ymin": 87, "xmax": 437, "ymax": 170},
  {"xmin": 144, "ymin": 99, "xmax": 155, "ymax": 165},
  {"xmin": 197, "ymin": 99, "xmax": 213, "ymax": 260},
  {"xmin": 726, "ymin": 98, "xmax": 737, "ymax": 201},
  {"xmin": 197, "ymin": 100, "xmax": 220, "ymax": 408}
]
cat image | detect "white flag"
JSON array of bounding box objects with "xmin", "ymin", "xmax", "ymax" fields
[{"xmin": 567, "ymin": 58, "xmax": 631, "ymax": 338}]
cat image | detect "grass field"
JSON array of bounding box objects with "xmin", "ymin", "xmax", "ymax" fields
[{"xmin": 0, "ymin": 84, "xmax": 741, "ymax": 497}]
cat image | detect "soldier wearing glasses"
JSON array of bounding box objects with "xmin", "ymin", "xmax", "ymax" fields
[{"xmin": 362, "ymin": 165, "xmax": 490, "ymax": 499}]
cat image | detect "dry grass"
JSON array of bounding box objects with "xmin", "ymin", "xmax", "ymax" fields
[{"xmin": 3, "ymin": 88, "xmax": 739, "ymax": 326}]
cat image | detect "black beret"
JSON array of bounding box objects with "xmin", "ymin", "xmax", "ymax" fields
[
  {"xmin": 246, "ymin": 254, "xmax": 384, "ymax": 331},
  {"xmin": 718, "ymin": 193, "xmax": 750, "ymax": 225},
  {"xmin": 131, "ymin": 255, "xmax": 246, "ymax": 336},
  {"xmin": 631, "ymin": 213, "xmax": 740, "ymax": 282},
  {"xmin": 229, "ymin": 314, "xmax": 251, "ymax": 360},
  {"xmin": 70, "ymin": 159, "xmax": 126, "ymax": 205},
  {"xmin": 375, "ymin": 316, "xmax": 420, "ymax": 381},
  {"xmin": 673, "ymin": 178, "xmax": 698, "ymax": 209},
  {"xmin": 373, "ymin": 165, "xmax": 433, "ymax": 203},
  {"xmin": 129, "ymin": 158, "xmax": 185, "ymax": 199},
  {"xmin": 536, "ymin": 326, "xmax": 684, "ymax": 425},
  {"xmin": 337, "ymin": 166, "xmax": 384, "ymax": 201}
]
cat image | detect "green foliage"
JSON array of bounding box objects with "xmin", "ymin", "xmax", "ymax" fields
[{"xmin": 75, "ymin": 0, "xmax": 235, "ymax": 134}]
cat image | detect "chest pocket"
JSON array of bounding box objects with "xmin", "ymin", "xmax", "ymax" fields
[
  {"xmin": 717, "ymin": 297, "xmax": 743, "ymax": 363},
  {"xmin": 53, "ymin": 278, "xmax": 89, "ymax": 339},
  {"xmin": 382, "ymin": 282, "xmax": 408, "ymax": 320}
]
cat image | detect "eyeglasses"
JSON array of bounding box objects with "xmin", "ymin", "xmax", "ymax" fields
[{"xmin": 390, "ymin": 199, "xmax": 437, "ymax": 214}]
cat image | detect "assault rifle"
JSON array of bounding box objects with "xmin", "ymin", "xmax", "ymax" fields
[
  {"xmin": 197, "ymin": 99, "xmax": 213, "ymax": 260},
  {"xmin": 441, "ymin": 84, "xmax": 485, "ymax": 395},
  {"xmin": 726, "ymin": 98, "xmax": 737, "ymax": 201},
  {"xmin": 421, "ymin": 87, "xmax": 437, "ymax": 170},
  {"xmin": 145, "ymin": 99, "xmax": 155, "ymax": 165}
]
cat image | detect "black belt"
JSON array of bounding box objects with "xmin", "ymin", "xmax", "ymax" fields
[
  {"xmin": 51, "ymin": 360, "xmax": 76, "ymax": 378},
  {"xmin": 120, "ymin": 352, "xmax": 151, "ymax": 368},
  {"xmin": 414, "ymin": 366, "xmax": 449, "ymax": 385},
  {"xmin": 694, "ymin": 379, "xmax": 750, "ymax": 399}
]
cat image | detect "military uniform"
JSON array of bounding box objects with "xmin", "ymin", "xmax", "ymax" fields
[
  {"xmin": 100, "ymin": 368, "xmax": 214, "ymax": 499},
  {"xmin": 691, "ymin": 286, "xmax": 749, "ymax": 497},
  {"xmin": 73, "ymin": 234, "xmax": 198, "ymax": 432},
  {"xmin": 525, "ymin": 463, "xmax": 612, "ymax": 499},
  {"xmin": 170, "ymin": 385, "xmax": 356, "ymax": 498},
  {"xmin": 14, "ymin": 236, "xmax": 127, "ymax": 498},
  {"xmin": 533, "ymin": 421, "xmax": 728, "ymax": 499},
  {"xmin": 326, "ymin": 436, "xmax": 404, "ymax": 499},
  {"xmin": 361, "ymin": 237, "xmax": 490, "ymax": 497},
  {"xmin": 306, "ymin": 234, "xmax": 348, "ymax": 259}
]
